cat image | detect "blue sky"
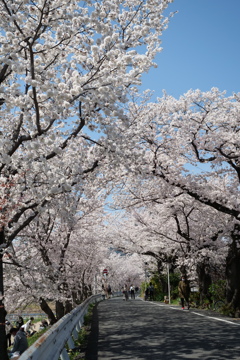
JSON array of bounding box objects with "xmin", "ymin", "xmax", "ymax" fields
[{"xmin": 141, "ymin": 0, "xmax": 240, "ymax": 99}]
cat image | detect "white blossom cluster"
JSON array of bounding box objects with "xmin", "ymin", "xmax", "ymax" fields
[
  {"xmin": 104, "ymin": 88, "xmax": 240, "ymax": 288},
  {"xmin": 4, "ymin": 0, "xmax": 240, "ymax": 315},
  {"xmin": 1, "ymin": 0, "xmax": 175, "ymax": 314},
  {"xmin": 0, "ymin": 0, "xmax": 174, "ymax": 238}
]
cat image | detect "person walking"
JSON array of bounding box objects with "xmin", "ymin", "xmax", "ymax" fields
[
  {"xmin": 101, "ymin": 286, "xmax": 106, "ymax": 300},
  {"xmin": 178, "ymin": 275, "xmax": 190, "ymax": 309},
  {"xmin": 107, "ymin": 285, "xmax": 112, "ymax": 299},
  {"xmin": 149, "ymin": 282, "xmax": 154, "ymax": 301},
  {"xmin": 130, "ymin": 285, "xmax": 135, "ymax": 299}
]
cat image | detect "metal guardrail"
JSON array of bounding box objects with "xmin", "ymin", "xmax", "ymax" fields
[{"xmin": 18, "ymin": 294, "xmax": 102, "ymax": 360}]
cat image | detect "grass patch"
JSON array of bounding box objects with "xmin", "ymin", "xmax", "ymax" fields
[
  {"xmin": 67, "ymin": 303, "xmax": 95, "ymax": 360},
  {"xmin": 27, "ymin": 328, "xmax": 49, "ymax": 347},
  {"xmin": 169, "ymin": 298, "xmax": 179, "ymax": 305}
]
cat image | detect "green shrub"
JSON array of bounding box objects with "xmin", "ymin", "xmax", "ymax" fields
[
  {"xmin": 190, "ymin": 291, "xmax": 200, "ymax": 307},
  {"xmin": 208, "ymin": 279, "xmax": 226, "ymax": 302},
  {"xmin": 66, "ymin": 303, "xmax": 95, "ymax": 360},
  {"xmin": 141, "ymin": 271, "xmax": 181, "ymax": 301},
  {"xmin": 216, "ymin": 303, "xmax": 234, "ymax": 317}
]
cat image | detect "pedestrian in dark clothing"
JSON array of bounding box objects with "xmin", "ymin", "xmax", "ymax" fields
[
  {"xmin": 178, "ymin": 275, "xmax": 190, "ymax": 309},
  {"xmin": 107, "ymin": 285, "xmax": 112, "ymax": 299},
  {"xmin": 101, "ymin": 287, "xmax": 106, "ymax": 300},
  {"xmin": 149, "ymin": 282, "xmax": 154, "ymax": 300},
  {"xmin": 8, "ymin": 327, "xmax": 28, "ymax": 356},
  {"xmin": 130, "ymin": 285, "xmax": 135, "ymax": 299}
]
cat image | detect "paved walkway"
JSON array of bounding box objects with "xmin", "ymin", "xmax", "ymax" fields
[{"xmin": 85, "ymin": 297, "xmax": 240, "ymax": 360}]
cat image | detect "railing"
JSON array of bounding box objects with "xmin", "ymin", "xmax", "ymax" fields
[
  {"xmin": 7, "ymin": 313, "xmax": 47, "ymax": 323},
  {"xmin": 18, "ymin": 294, "xmax": 102, "ymax": 360}
]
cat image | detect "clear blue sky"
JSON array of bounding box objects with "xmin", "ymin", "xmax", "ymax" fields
[{"xmin": 141, "ymin": 0, "xmax": 240, "ymax": 99}]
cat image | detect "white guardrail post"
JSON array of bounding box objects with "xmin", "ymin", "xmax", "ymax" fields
[{"xmin": 18, "ymin": 294, "xmax": 102, "ymax": 360}]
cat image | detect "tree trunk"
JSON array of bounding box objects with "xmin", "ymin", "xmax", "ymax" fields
[
  {"xmin": 156, "ymin": 259, "xmax": 167, "ymax": 294},
  {"xmin": 72, "ymin": 290, "xmax": 81, "ymax": 306},
  {"xmin": 179, "ymin": 265, "xmax": 187, "ymax": 277},
  {"xmin": 0, "ymin": 229, "xmax": 8, "ymax": 360},
  {"xmin": 226, "ymin": 236, "xmax": 240, "ymax": 314},
  {"xmin": 64, "ymin": 300, "xmax": 73, "ymax": 315},
  {"xmin": 39, "ymin": 297, "xmax": 57, "ymax": 325},
  {"xmin": 196, "ymin": 262, "xmax": 212, "ymax": 304},
  {"xmin": 56, "ymin": 300, "xmax": 65, "ymax": 320},
  {"xmin": 78, "ymin": 289, "xmax": 84, "ymax": 303}
]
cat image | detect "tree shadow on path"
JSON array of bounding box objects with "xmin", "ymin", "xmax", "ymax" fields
[{"xmin": 85, "ymin": 298, "xmax": 240, "ymax": 360}]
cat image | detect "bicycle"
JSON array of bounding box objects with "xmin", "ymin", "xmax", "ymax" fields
[
  {"xmin": 213, "ymin": 299, "xmax": 225, "ymax": 312},
  {"xmin": 204, "ymin": 299, "xmax": 226, "ymax": 312},
  {"xmin": 195, "ymin": 299, "xmax": 226, "ymax": 312}
]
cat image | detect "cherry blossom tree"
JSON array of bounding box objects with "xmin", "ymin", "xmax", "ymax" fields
[
  {"xmin": 111, "ymin": 88, "xmax": 240, "ymax": 311},
  {"xmin": 101, "ymin": 251, "xmax": 145, "ymax": 292},
  {"xmin": 4, "ymin": 190, "xmax": 109, "ymax": 323},
  {"xmin": 0, "ymin": 0, "xmax": 176, "ymax": 356},
  {"xmin": 0, "ymin": 176, "xmax": 24, "ymax": 357},
  {"xmin": 107, "ymin": 174, "xmax": 228, "ymax": 301}
]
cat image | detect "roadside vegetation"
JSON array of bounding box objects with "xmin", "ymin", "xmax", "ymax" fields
[
  {"xmin": 142, "ymin": 275, "xmax": 234, "ymax": 316},
  {"xmin": 66, "ymin": 304, "xmax": 95, "ymax": 360}
]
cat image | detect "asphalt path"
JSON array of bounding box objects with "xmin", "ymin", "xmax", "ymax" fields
[{"xmin": 85, "ymin": 297, "xmax": 240, "ymax": 360}]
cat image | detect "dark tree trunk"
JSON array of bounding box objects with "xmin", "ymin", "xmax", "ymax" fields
[
  {"xmin": 39, "ymin": 297, "xmax": 57, "ymax": 325},
  {"xmin": 78, "ymin": 289, "xmax": 84, "ymax": 303},
  {"xmin": 157, "ymin": 259, "xmax": 164, "ymax": 275},
  {"xmin": 72, "ymin": 290, "xmax": 82, "ymax": 305},
  {"xmin": 156, "ymin": 259, "xmax": 167, "ymax": 293},
  {"xmin": 196, "ymin": 262, "xmax": 212, "ymax": 304},
  {"xmin": 64, "ymin": 300, "xmax": 73, "ymax": 315},
  {"xmin": 0, "ymin": 229, "xmax": 8, "ymax": 360},
  {"xmin": 226, "ymin": 233, "xmax": 240, "ymax": 313},
  {"xmin": 159, "ymin": 274, "xmax": 168, "ymax": 294},
  {"xmin": 179, "ymin": 265, "xmax": 187, "ymax": 276},
  {"xmin": 56, "ymin": 300, "xmax": 65, "ymax": 320},
  {"xmin": 72, "ymin": 290, "xmax": 81, "ymax": 305}
]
